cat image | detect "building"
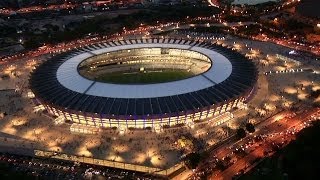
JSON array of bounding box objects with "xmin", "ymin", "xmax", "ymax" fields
[{"xmin": 29, "ymin": 38, "xmax": 257, "ymax": 130}]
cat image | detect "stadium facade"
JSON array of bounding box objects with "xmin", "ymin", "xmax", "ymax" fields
[{"xmin": 29, "ymin": 38, "xmax": 258, "ymax": 129}]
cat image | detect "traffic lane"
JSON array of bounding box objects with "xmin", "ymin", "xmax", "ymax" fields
[
  {"xmin": 214, "ymin": 109, "xmax": 319, "ymax": 179},
  {"xmin": 200, "ymin": 110, "xmax": 295, "ymax": 170},
  {"xmin": 216, "ymin": 126, "xmax": 297, "ymax": 180},
  {"xmin": 205, "ymin": 108, "xmax": 319, "ymax": 179},
  {"xmin": 220, "ymin": 126, "xmax": 299, "ymax": 180},
  {"xmin": 213, "ymin": 111, "xmax": 296, "ymax": 159},
  {"xmin": 188, "ymin": 109, "xmax": 318, "ymax": 179}
]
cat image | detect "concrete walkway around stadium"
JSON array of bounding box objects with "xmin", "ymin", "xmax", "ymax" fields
[{"xmin": 249, "ymin": 74, "xmax": 269, "ymax": 108}]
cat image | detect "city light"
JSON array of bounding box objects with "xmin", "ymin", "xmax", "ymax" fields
[{"xmin": 0, "ymin": 0, "xmax": 319, "ymax": 179}]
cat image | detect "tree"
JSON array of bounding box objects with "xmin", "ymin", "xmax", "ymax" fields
[
  {"xmin": 216, "ymin": 160, "xmax": 227, "ymax": 171},
  {"xmin": 24, "ymin": 38, "xmax": 41, "ymax": 49},
  {"xmin": 312, "ymin": 102, "xmax": 320, "ymax": 108},
  {"xmin": 52, "ymin": 25, "xmax": 60, "ymax": 32},
  {"xmin": 236, "ymin": 128, "xmax": 246, "ymax": 139},
  {"xmin": 309, "ymin": 90, "xmax": 320, "ymax": 99},
  {"xmin": 246, "ymin": 123, "xmax": 255, "ymax": 133},
  {"xmin": 185, "ymin": 152, "xmax": 201, "ymax": 169}
]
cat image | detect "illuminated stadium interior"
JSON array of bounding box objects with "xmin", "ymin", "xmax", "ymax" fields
[
  {"xmin": 78, "ymin": 48, "xmax": 212, "ymax": 84},
  {"xmin": 29, "ymin": 38, "xmax": 258, "ymax": 130}
]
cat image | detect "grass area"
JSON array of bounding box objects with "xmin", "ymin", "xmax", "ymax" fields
[{"xmin": 96, "ymin": 70, "xmax": 193, "ymax": 84}]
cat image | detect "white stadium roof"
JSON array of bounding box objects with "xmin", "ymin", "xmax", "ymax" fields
[{"xmin": 56, "ymin": 43, "xmax": 232, "ymax": 98}]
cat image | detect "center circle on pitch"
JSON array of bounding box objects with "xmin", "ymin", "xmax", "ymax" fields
[{"xmin": 78, "ymin": 48, "xmax": 212, "ymax": 84}]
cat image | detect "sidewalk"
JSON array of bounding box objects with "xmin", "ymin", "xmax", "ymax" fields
[{"xmin": 171, "ymin": 169, "xmax": 193, "ymax": 180}]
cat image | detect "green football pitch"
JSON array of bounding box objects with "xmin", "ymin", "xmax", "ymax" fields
[{"xmin": 96, "ymin": 70, "xmax": 194, "ymax": 84}]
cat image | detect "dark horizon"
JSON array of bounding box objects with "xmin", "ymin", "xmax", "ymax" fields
[{"xmin": 296, "ymin": 0, "xmax": 320, "ymax": 18}]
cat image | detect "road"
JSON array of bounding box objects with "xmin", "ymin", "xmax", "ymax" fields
[
  {"xmin": 208, "ymin": 111, "xmax": 292, "ymax": 160},
  {"xmin": 0, "ymin": 1, "xmax": 142, "ymax": 15},
  {"xmin": 2, "ymin": 19, "xmax": 318, "ymax": 66},
  {"xmin": 212, "ymin": 108, "xmax": 319, "ymax": 180},
  {"xmin": 0, "ymin": 21, "xmax": 258, "ymax": 66},
  {"xmin": 187, "ymin": 107, "xmax": 319, "ymax": 180},
  {"xmin": 152, "ymin": 21, "xmax": 320, "ymax": 56}
]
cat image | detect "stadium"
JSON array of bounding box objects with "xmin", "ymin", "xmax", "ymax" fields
[{"xmin": 29, "ymin": 38, "xmax": 258, "ymax": 130}]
